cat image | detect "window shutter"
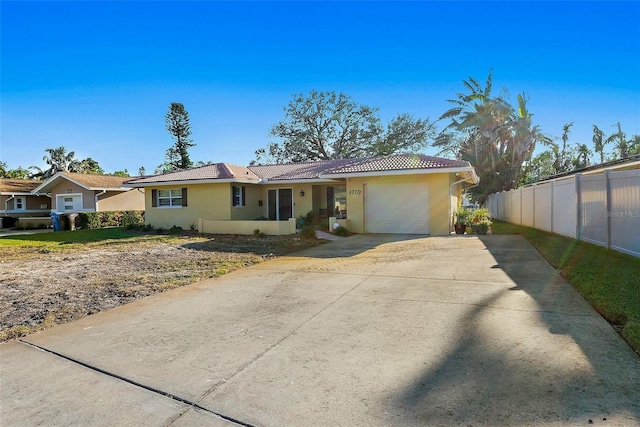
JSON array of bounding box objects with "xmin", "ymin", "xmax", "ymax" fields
[
  {"xmin": 232, "ymin": 186, "xmax": 237, "ymax": 206},
  {"xmin": 182, "ymin": 188, "xmax": 188, "ymax": 206},
  {"xmin": 242, "ymin": 186, "xmax": 246, "ymax": 206},
  {"xmin": 152, "ymin": 189, "xmax": 157, "ymax": 207}
]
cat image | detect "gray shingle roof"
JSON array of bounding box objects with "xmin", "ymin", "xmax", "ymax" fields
[
  {"xmin": 60, "ymin": 173, "xmax": 132, "ymax": 189},
  {"xmin": 0, "ymin": 179, "xmax": 43, "ymax": 193}
]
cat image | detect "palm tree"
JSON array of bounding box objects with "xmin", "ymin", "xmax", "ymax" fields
[
  {"xmin": 592, "ymin": 125, "xmax": 606, "ymax": 164},
  {"xmin": 557, "ymin": 122, "xmax": 574, "ymax": 173},
  {"xmin": 575, "ymin": 143, "xmax": 592, "ymax": 168},
  {"xmin": 439, "ymin": 71, "xmax": 549, "ymax": 201},
  {"xmin": 606, "ymin": 122, "xmax": 628, "ymax": 159},
  {"xmin": 31, "ymin": 146, "xmax": 82, "ymax": 179}
]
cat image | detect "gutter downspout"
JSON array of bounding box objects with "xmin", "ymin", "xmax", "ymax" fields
[
  {"xmin": 95, "ymin": 190, "xmax": 107, "ymax": 211},
  {"xmin": 449, "ymin": 174, "xmax": 481, "ymax": 233},
  {"xmin": 4, "ymin": 195, "xmax": 15, "ymax": 216},
  {"xmin": 449, "ymin": 178, "xmax": 467, "ymax": 233}
]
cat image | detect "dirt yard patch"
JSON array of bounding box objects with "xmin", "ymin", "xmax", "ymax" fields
[{"xmin": 0, "ymin": 231, "xmax": 324, "ymax": 341}]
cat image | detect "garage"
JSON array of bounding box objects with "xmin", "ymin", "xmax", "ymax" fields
[{"xmin": 364, "ymin": 182, "xmax": 430, "ymax": 234}]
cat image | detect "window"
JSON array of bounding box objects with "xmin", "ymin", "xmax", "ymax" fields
[
  {"xmin": 232, "ymin": 186, "xmax": 246, "ymax": 207},
  {"xmin": 15, "ymin": 197, "xmax": 25, "ymax": 210},
  {"xmin": 153, "ymin": 188, "xmax": 186, "ymax": 208}
]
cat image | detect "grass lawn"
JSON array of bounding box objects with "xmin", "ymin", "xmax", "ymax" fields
[{"xmin": 491, "ymin": 220, "xmax": 640, "ymax": 355}]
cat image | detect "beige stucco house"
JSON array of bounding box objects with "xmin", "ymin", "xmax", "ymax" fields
[
  {"xmin": 125, "ymin": 154, "xmax": 478, "ymax": 236},
  {"xmin": 1, "ymin": 178, "xmax": 51, "ymax": 221},
  {"xmin": 33, "ymin": 172, "xmax": 145, "ymax": 213}
]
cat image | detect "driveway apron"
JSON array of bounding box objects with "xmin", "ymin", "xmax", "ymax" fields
[{"xmin": 2, "ymin": 235, "xmax": 639, "ymax": 426}]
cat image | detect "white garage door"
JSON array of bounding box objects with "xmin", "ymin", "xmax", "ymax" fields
[{"xmin": 365, "ymin": 182, "xmax": 430, "ymax": 234}]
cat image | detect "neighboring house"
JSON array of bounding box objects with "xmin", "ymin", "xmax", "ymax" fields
[
  {"xmin": 125, "ymin": 154, "xmax": 478, "ymax": 235},
  {"xmin": 32, "ymin": 172, "xmax": 145, "ymax": 213},
  {"xmin": 0, "ymin": 178, "xmax": 51, "ymax": 217}
]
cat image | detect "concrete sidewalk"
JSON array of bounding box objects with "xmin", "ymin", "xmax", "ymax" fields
[{"xmin": 2, "ymin": 235, "xmax": 639, "ymax": 426}]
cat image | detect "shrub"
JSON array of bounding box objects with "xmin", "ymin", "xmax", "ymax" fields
[
  {"xmin": 169, "ymin": 225, "xmax": 183, "ymax": 235},
  {"xmin": 469, "ymin": 207, "xmax": 492, "ymax": 235},
  {"xmin": 297, "ymin": 210, "xmax": 314, "ymax": 228},
  {"xmin": 253, "ymin": 228, "xmax": 266, "ymax": 238},
  {"xmin": 333, "ymin": 225, "xmax": 349, "ymax": 237},
  {"xmin": 122, "ymin": 210, "xmax": 145, "ymax": 229},
  {"xmin": 76, "ymin": 210, "xmax": 144, "ymax": 229},
  {"xmin": 300, "ymin": 225, "xmax": 317, "ymax": 239}
]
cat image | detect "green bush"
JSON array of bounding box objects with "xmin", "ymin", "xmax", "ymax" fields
[
  {"xmin": 333, "ymin": 225, "xmax": 349, "ymax": 237},
  {"xmin": 300, "ymin": 225, "xmax": 317, "ymax": 239},
  {"xmin": 253, "ymin": 228, "xmax": 266, "ymax": 238},
  {"xmin": 297, "ymin": 210, "xmax": 314, "ymax": 228},
  {"xmin": 169, "ymin": 225, "xmax": 183, "ymax": 235},
  {"xmin": 76, "ymin": 210, "xmax": 144, "ymax": 229},
  {"xmin": 469, "ymin": 207, "xmax": 492, "ymax": 234},
  {"xmin": 122, "ymin": 210, "xmax": 145, "ymax": 229}
]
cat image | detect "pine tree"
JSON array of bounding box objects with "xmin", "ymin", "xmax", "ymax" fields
[{"xmin": 165, "ymin": 102, "xmax": 195, "ymax": 170}]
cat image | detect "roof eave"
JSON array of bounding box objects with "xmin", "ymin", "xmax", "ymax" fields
[
  {"xmin": 260, "ymin": 178, "xmax": 343, "ymax": 184},
  {"xmin": 123, "ymin": 178, "xmax": 260, "ymax": 187},
  {"xmin": 320, "ymin": 166, "xmax": 478, "ymax": 180},
  {"xmin": 0, "ymin": 191, "xmax": 38, "ymax": 196},
  {"xmin": 32, "ymin": 174, "xmax": 67, "ymax": 194},
  {"xmin": 86, "ymin": 187, "xmax": 131, "ymax": 192}
]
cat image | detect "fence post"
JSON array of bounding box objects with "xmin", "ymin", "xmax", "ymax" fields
[
  {"xmin": 520, "ymin": 188, "xmax": 523, "ymax": 226},
  {"xmin": 575, "ymin": 174, "xmax": 582, "ymax": 241},
  {"xmin": 532, "ymin": 184, "xmax": 536, "ymax": 229},
  {"xmin": 550, "ymin": 180, "xmax": 554, "ymax": 233},
  {"xmin": 605, "ymin": 169, "xmax": 612, "ymax": 249}
]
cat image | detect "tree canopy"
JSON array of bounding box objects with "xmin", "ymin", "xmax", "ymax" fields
[
  {"xmin": 164, "ymin": 102, "xmax": 195, "ymax": 171},
  {"xmin": 435, "ymin": 71, "xmax": 552, "ymax": 202},
  {"xmin": 0, "ymin": 162, "xmax": 32, "ymax": 179},
  {"xmin": 30, "ymin": 146, "xmax": 83, "ymax": 179},
  {"xmin": 253, "ymin": 90, "xmax": 436, "ymax": 164}
]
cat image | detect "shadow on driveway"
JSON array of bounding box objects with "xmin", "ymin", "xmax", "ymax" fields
[{"xmin": 394, "ymin": 235, "xmax": 640, "ymax": 426}]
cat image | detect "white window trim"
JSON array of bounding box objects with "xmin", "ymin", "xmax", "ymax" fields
[
  {"xmin": 157, "ymin": 188, "xmax": 183, "ymax": 208},
  {"xmin": 56, "ymin": 193, "xmax": 83, "ymax": 213},
  {"xmin": 233, "ymin": 186, "xmax": 244, "ymax": 208},
  {"xmin": 15, "ymin": 197, "xmax": 26, "ymax": 211}
]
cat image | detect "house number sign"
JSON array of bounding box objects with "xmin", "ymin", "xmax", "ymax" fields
[{"xmin": 349, "ymin": 189, "xmax": 362, "ymax": 195}]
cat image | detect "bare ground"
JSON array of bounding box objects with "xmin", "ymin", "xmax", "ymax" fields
[{"xmin": 0, "ymin": 233, "xmax": 323, "ymax": 341}]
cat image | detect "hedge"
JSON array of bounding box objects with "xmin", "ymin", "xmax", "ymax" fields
[{"xmin": 75, "ymin": 210, "xmax": 145, "ymax": 230}]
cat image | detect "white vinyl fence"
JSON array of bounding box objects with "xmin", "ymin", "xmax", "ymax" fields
[{"xmin": 487, "ymin": 169, "xmax": 640, "ymax": 257}]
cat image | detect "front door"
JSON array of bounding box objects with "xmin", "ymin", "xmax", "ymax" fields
[
  {"xmin": 267, "ymin": 189, "xmax": 277, "ymax": 220},
  {"xmin": 278, "ymin": 189, "xmax": 293, "ymax": 221},
  {"xmin": 268, "ymin": 188, "xmax": 293, "ymax": 221}
]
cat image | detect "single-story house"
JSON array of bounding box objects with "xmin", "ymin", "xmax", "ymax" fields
[
  {"xmin": 32, "ymin": 172, "xmax": 145, "ymax": 214},
  {"xmin": 0, "ymin": 179, "xmax": 51, "ymax": 226},
  {"xmin": 124, "ymin": 154, "xmax": 478, "ymax": 235}
]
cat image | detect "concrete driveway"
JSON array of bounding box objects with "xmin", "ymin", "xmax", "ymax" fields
[{"xmin": 2, "ymin": 235, "xmax": 639, "ymax": 426}]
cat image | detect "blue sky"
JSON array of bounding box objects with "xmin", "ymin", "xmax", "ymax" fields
[{"xmin": 1, "ymin": 1, "xmax": 639, "ymax": 175}]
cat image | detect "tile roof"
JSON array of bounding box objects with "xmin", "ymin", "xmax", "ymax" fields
[
  {"xmin": 323, "ymin": 154, "xmax": 470, "ymax": 175},
  {"xmin": 0, "ymin": 179, "xmax": 43, "ymax": 193},
  {"xmin": 125, "ymin": 154, "xmax": 474, "ymax": 185},
  {"xmin": 247, "ymin": 158, "xmax": 357, "ymax": 180},
  {"xmin": 248, "ymin": 154, "xmax": 471, "ymax": 180},
  {"xmin": 125, "ymin": 163, "xmax": 260, "ymax": 184}
]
